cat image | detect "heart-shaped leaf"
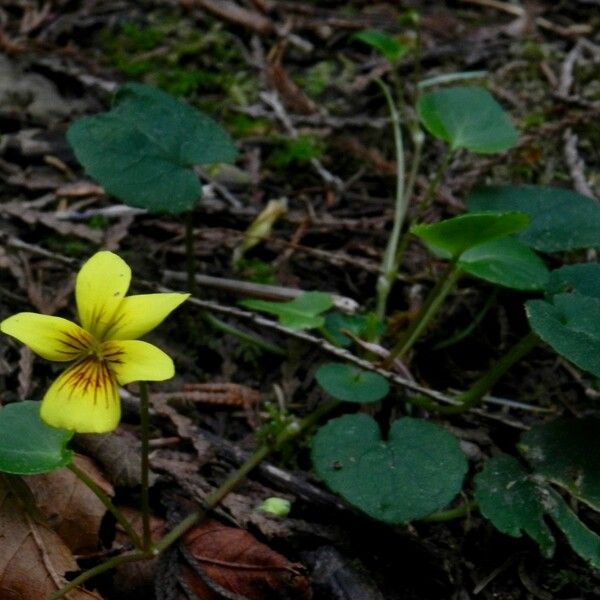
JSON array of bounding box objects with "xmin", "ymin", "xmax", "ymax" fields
[
  {"xmin": 352, "ymin": 30, "xmax": 409, "ymax": 63},
  {"xmin": 546, "ymin": 489, "xmax": 600, "ymax": 569},
  {"xmin": 240, "ymin": 292, "xmax": 333, "ymax": 330},
  {"xmin": 520, "ymin": 418, "xmax": 600, "ymax": 511},
  {"xmin": 0, "ymin": 401, "xmax": 73, "ymax": 475},
  {"xmin": 417, "ymin": 86, "xmax": 518, "ymax": 153},
  {"xmin": 467, "ymin": 185, "xmax": 600, "ymax": 252},
  {"xmin": 67, "ymin": 83, "xmax": 237, "ymax": 214},
  {"xmin": 475, "ymin": 453, "xmax": 600, "ymax": 567},
  {"xmin": 546, "ymin": 264, "xmax": 600, "ymax": 299},
  {"xmin": 458, "ymin": 237, "xmax": 549, "ymax": 291},
  {"xmin": 411, "ymin": 212, "xmax": 530, "ymax": 260},
  {"xmin": 474, "ymin": 455, "xmax": 555, "ymax": 557},
  {"xmin": 323, "ymin": 312, "xmax": 383, "ymax": 347},
  {"xmin": 526, "ymin": 294, "xmax": 600, "ymax": 377},
  {"xmin": 315, "ymin": 363, "xmax": 390, "ymax": 403},
  {"xmin": 311, "ymin": 414, "xmax": 467, "ymax": 523}
]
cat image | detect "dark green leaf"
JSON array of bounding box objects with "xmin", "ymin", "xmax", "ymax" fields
[
  {"xmin": 67, "ymin": 83, "xmax": 237, "ymax": 214},
  {"xmin": 411, "ymin": 212, "xmax": 530, "ymax": 260},
  {"xmin": 520, "ymin": 418, "xmax": 600, "ymax": 511},
  {"xmin": 467, "ymin": 186, "xmax": 600, "ymax": 252},
  {"xmin": 417, "ymin": 86, "xmax": 518, "ymax": 153},
  {"xmin": 545, "ymin": 489, "xmax": 600, "ymax": 569},
  {"xmin": 526, "ymin": 294, "xmax": 600, "ymax": 377},
  {"xmin": 474, "ymin": 455, "xmax": 555, "ymax": 557},
  {"xmin": 315, "ymin": 363, "xmax": 390, "ymax": 403},
  {"xmin": 240, "ymin": 292, "xmax": 333, "ymax": 330},
  {"xmin": 458, "ymin": 237, "xmax": 549, "ymax": 291},
  {"xmin": 0, "ymin": 401, "xmax": 73, "ymax": 475},
  {"xmin": 546, "ymin": 264, "xmax": 600, "ymax": 299},
  {"xmin": 312, "ymin": 414, "xmax": 467, "ymax": 523}
]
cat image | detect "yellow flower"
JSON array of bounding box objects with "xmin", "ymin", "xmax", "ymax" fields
[{"xmin": 0, "ymin": 251, "xmax": 189, "ymax": 433}]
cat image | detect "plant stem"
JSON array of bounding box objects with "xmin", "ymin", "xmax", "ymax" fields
[
  {"xmin": 49, "ymin": 399, "xmax": 339, "ymax": 599},
  {"xmin": 437, "ymin": 331, "xmax": 539, "ymax": 415},
  {"xmin": 68, "ymin": 463, "xmax": 143, "ymax": 551},
  {"xmin": 375, "ymin": 77, "xmax": 406, "ymax": 323},
  {"xmin": 138, "ymin": 381, "xmax": 151, "ymax": 551},
  {"xmin": 185, "ymin": 212, "xmax": 197, "ymax": 296},
  {"xmin": 385, "ymin": 263, "xmax": 462, "ymax": 366},
  {"xmin": 415, "ymin": 149, "xmax": 453, "ymax": 222}
]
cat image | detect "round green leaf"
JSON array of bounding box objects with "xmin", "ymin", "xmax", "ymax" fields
[
  {"xmin": 546, "ymin": 264, "xmax": 600, "ymax": 299},
  {"xmin": 474, "ymin": 455, "xmax": 555, "ymax": 557},
  {"xmin": 417, "ymin": 86, "xmax": 518, "ymax": 153},
  {"xmin": 458, "ymin": 237, "xmax": 549, "ymax": 291},
  {"xmin": 315, "ymin": 363, "xmax": 390, "ymax": 403},
  {"xmin": 311, "ymin": 414, "xmax": 468, "ymax": 523},
  {"xmin": 67, "ymin": 83, "xmax": 237, "ymax": 214},
  {"xmin": 411, "ymin": 212, "xmax": 530, "ymax": 260},
  {"xmin": 526, "ymin": 294, "xmax": 600, "ymax": 377},
  {"xmin": 520, "ymin": 418, "xmax": 600, "ymax": 511},
  {"xmin": 468, "ymin": 185, "xmax": 600, "ymax": 252},
  {"xmin": 0, "ymin": 401, "xmax": 73, "ymax": 475}
]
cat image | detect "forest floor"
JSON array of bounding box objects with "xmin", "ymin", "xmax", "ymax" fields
[{"xmin": 0, "ymin": 1, "xmax": 599, "ymax": 599}]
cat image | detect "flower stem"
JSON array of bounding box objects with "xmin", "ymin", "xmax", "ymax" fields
[
  {"xmin": 385, "ymin": 263, "xmax": 462, "ymax": 366},
  {"xmin": 138, "ymin": 381, "xmax": 151, "ymax": 551},
  {"xmin": 375, "ymin": 77, "xmax": 407, "ymax": 323},
  {"xmin": 49, "ymin": 399, "xmax": 339, "ymax": 599},
  {"xmin": 437, "ymin": 331, "xmax": 539, "ymax": 415},
  {"xmin": 68, "ymin": 462, "xmax": 143, "ymax": 551}
]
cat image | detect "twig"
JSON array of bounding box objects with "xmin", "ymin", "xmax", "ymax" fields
[{"xmin": 564, "ymin": 128, "xmax": 596, "ymax": 199}]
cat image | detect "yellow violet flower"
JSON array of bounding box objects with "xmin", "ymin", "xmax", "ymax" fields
[{"xmin": 0, "ymin": 251, "xmax": 189, "ymax": 433}]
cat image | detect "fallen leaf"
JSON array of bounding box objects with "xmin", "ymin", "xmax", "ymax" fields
[
  {"xmin": 0, "ymin": 475, "xmax": 103, "ymax": 599},
  {"xmin": 24, "ymin": 454, "xmax": 113, "ymax": 554},
  {"xmin": 181, "ymin": 520, "xmax": 312, "ymax": 599}
]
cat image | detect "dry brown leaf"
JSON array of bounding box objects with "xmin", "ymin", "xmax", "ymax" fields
[
  {"xmin": 0, "ymin": 476, "xmax": 103, "ymax": 600},
  {"xmin": 181, "ymin": 0, "xmax": 274, "ymax": 34},
  {"xmin": 181, "ymin": 520, "xmax": 312, "ymax": 599},
  {"xmin": 17, "ymin": 346, "xmax": 34, "ymax": 400},
  {"xmin": 24, "ymin": 454, "xmax": 113, "ymax": 554}
]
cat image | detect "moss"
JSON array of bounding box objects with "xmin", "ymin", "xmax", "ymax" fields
[
  {"xmin": 269, "ymin": 135, "xmax": 325, "ymax": 168},
  {"xmin": 99, "ymin": 15, "xmax": 257, "ymax": 116}
]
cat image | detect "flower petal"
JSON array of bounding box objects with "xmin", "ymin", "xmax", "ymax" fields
[
  {"xmin": 40, "ymin": 358, "xmax": 120, "ymax": 433},
  {"xmin": 76, "ymin": 251, "xmax": 131, "ymax": 339},
  {"xmin": 104, "ymin": 293, "xmax": 189, "ymax": 340},
  {"xmin": 0, "ymin": 313, "xmax": 93, "ymax": 361},
  {"xmin": 102, "ymin": 340, "xmax": 174, "ymax": 385}
]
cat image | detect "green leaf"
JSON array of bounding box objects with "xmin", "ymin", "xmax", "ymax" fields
[
  {"xmin": 315, "ymin": 362, "xmax": 390, "ymax": 403},
  {"xmin": 526, "ymin": 294, "xmax": 600, "ymax": 377},
  {"xmin": 311, "ymin": 414, "xmax": 467, "ymax": 523},
  {"xmin": 411, "ymin": 212, "xmax": 530, "ymax": 260},
  {"xmin": 546, "ymin": 264, "xmax": 600, "ymax": 299},
  {"xmin": 545, "ymin": 489, "xmax": 600, "ymax": 569},
  {"xmin": 520, "ymin": 418, "xmax": 600, "ymax": 511},
  {"xmin": 323, "ymin": 312, "xmax": 383, "ymax": 347},
  {"xmin": 352, "ymin": 30, "xmax": 409, "ymax": 63},
  {"xmin": 417, "ymin": 86, "xmax": 518, "ymax": 153},
  {"xmin": 67, "ymin": 83, "xmax": 237, "ymax": 214},
  {"xmin": 458, "ymin": 237, "xmax": 549, "ymax": 291},
  {"xmin": 467, "ymin": 185, "xmax": 600, "ymax": 252},
  {"xmin": 474, "ymin": 455, "xmax": 555, "ymax": 557},
  {"xmin": 0, "ymin": 401, "xmax": 73, "ymax": 475},
  {"xmin": 240, "ymin": 292, "xmax": 333, "ymax": 330}
]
